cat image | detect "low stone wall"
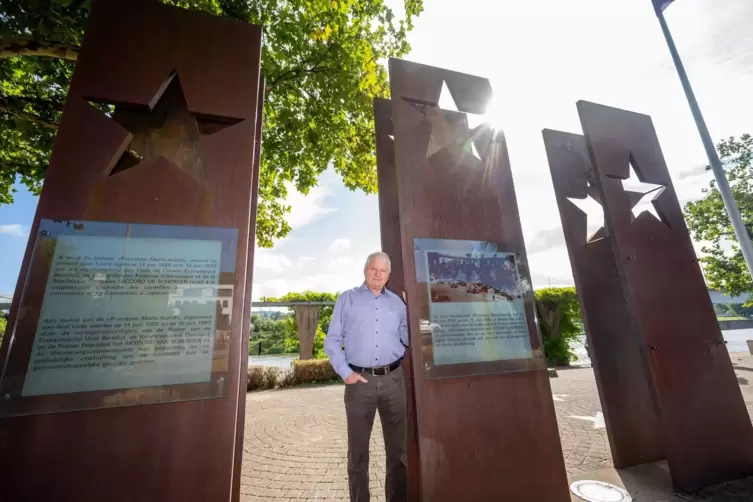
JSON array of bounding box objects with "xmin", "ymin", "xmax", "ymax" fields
[{"xmin": 718, "ymin": 319, "xmax": 753, "ymax": 330}]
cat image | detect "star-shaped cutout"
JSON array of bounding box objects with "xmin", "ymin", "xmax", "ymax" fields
[
  {"xmin": 88, "ymin": 72, "xmax": 242, "ymax": 185},
  {"xmin": 567, "ymin": 178, "xmax": 607, "ymax": 244},
  {"xmin": 615, "ymin": 162, "xmax": 666, "ymax": 223},
  {"xmin": 569, "ymin": 411, "xmax": 606, "ymax": 429},
  {"xmin": 567, "ymin": 162, "xmax": 668, "ymax": 243},
  {"xmin": 403, "ymin": 80, "xmax": 485, "ymax": 162}
]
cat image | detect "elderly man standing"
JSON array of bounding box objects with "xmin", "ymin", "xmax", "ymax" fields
[{"xmin": 325, "ymin": 251, "xmax": 408, "ymax": 502}]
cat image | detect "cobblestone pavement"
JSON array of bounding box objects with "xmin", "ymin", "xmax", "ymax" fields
[{"xmin": 241, "ymin": 354, "xmax": 753, "ymax": 502}]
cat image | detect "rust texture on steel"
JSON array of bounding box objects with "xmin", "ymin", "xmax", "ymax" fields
[
  {"xmin": 232, "ymin": 75, "xmax": 266, "ymax": 502},
  {"xmin": 542, "ymin": 130, "xmax": 664, "ymax": 469},
  {"xmin": 374, "ymin": 97, "xmax": 422, "ymax": 502},
  {"xmin": 0, "ymin": 0, "xmax": 263, "ymax": 501},
  {"xmin": 574, "ymin": 101, "xmax": 753, "ymax": 491},
  {"xmin": 388, "ymin": 58, "xmax": 569, "ymax": 502}
]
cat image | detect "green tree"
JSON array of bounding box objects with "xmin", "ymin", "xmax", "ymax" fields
[
  {"xmin": 249, "ymin": 313, "xmax": 295, "ymax": 355},
  {"xmin": 723, "ymin": 303, "xmax": 753, "ymax": 318},
  {"xmin": 0, "ymin": 315, "xmax": 6, "ymax": 345},
  {"xmin": 684, "ymin": 134, "xmax": 753, "ymax": 298},
  {"xmin": 261, "ymin": 290, "xmax": 337, "ymax": 358},
  {"xmin": 0, "ymin": 0, "xmax": 423, "ymax": 246},
  {"xmin": 534, "ymin": 287, "xmax": 582, "ymax": 366}
]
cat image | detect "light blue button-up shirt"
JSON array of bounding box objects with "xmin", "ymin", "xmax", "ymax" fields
[{"xmin": 324, "ymin": 283, "xmax": 408, "ymax": 380}]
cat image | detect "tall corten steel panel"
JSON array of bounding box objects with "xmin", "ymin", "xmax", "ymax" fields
[
  {"xmin": 375, "ymin": 97, "xmax": 422, "ymax": 502},
  {"xmin": 388, "ymin": 59, "xmax": 569, "ymax": 502},
  {"xmin": 0, "ymin": 0, "xmax": 262, "ymax": 500},
  {"xmin": 542, "ymin": 130, "xmax": 664, "ymax": 469},
  {"xmin": 577, "ymin": 101, "xmax": 753, "ymax": 491}
]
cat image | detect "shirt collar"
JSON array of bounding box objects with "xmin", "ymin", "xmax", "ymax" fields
[{"xmin": 360, "ymin": 282, "xmax": 385, "ymax": 296}]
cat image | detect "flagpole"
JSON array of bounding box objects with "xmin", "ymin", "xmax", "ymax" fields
[{"xmin": 655, "ymin": 5, "xmax": 753, "ymax": 281}]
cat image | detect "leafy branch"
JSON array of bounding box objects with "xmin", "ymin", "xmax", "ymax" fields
[
  {"xmin": 0, "ymin": 36, "xmax": 79, "ymax": 60},
  {"xmin": 0, "ymin": 93, "xmax": 61, "ymax": 128}
]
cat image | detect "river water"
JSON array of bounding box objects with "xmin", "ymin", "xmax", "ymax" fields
[
  {"xmin": 571, "ymin": 328, "xmax": 752, "ymax": 365},
  {"xmin": 248, "ymin": 329, "xmax": 753, "ymax": 369}
]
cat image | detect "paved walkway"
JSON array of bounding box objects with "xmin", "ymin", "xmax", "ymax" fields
[{"xmin": 241, "ymin": 354, "xmax": 753, "ymax": 501}]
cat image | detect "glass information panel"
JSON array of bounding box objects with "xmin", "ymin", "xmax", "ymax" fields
[
  {"xmin": 0, "ymin": 219, "xmax": 237, "ymax": 417},
  {"xmin": 413, "ymin": 237, "xmax": 546, "ymax": 379}
]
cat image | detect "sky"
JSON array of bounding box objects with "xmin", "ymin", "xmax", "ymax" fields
[{"xmin": 1, "ymin": 0, "xmax": 753, "ymax": 301}]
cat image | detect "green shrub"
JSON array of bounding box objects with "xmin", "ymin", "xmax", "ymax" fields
[
  {"xmin": 292, "ymin": 359, "xmax": 339, "ymax": 384},
  {"xmin": 534, "ymin": 287, "xmax": 583, "ymax": 367},
  {"xmin": 246, "ymin": 359, "xmax": 340, "ymax": 392},
  {"xmin": 0, "ymin": 317, "xmax": 6, "ymax": 345},
  {"xmin": 263, "ymin": 367, "xmax": 281, "ymax": 389},
  {"xmin": 247, "ymin": 366, "xmax": 283, "ymax": 391},
  {"xmin": 279, "ymin": 369, "xmax": 298, "ymax": 388},
  {"xmin": 313, "ymin": 327, "xmax": 328, "ymax": 359}
]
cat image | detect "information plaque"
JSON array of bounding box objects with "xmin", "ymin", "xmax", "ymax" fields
[
  {"xmin": 413, "ymin": 238, "xmax": 546, "ymax": 378},
  {"xmin": 0, "ymin": 219, "xmax": 237, "ymax": 416}
]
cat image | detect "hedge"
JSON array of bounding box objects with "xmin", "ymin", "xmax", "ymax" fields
[{"xmin": 247, "ymin": 358, "xmax": 340, "ymax": 392}]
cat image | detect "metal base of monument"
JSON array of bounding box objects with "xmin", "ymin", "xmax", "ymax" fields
[
  {"xmin": 570, "ymin": 480, "xmax": 632, "ymax": 502},
  {"xmin": 569, "ymin": 461, "xmax": 753, "ymax": 502}
]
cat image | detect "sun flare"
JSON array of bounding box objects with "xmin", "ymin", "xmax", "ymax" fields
[{"xmin": 483, "ymin": 97, "xmax": 505, "ymax": 131}]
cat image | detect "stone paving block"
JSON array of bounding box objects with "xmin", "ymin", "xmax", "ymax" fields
[{"xmin": 242, "ymin": 356, "xmax": 753, "ymax": 501}]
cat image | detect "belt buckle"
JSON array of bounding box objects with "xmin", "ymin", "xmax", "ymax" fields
[{"xmin": 372, "ymin": 365, "xmax": 389, "ymax": 376}]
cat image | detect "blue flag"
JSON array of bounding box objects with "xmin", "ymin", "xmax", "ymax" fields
[{"xmin": 653, "ymin": 0, "xmax": 675, "ymax": 12}]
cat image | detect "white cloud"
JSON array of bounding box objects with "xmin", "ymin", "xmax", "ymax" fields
[
  {"xmin": 284, "ymin": 182, "xmax": 337, "ymax": 230},
  {"xmin": 254, "ymin": 251, "xmax": 292, "ymax": 273},
  {"xmin": 252, "ymin": 251, "xmax": 364, "ymax": 301},
  {"xmin": 0, "ymin": 224, "xmax": 28, "ymax": 237},
  {"xmin": 328, "ymin": 256, "xmax": 354, "ymax": 270},
  {"xmin": 328, "ymin": 238, "xmax": 351, "ymax": 253},
  {"xmin": 253, "ymin": 272, "xmax": 358, "ymax": 300}
]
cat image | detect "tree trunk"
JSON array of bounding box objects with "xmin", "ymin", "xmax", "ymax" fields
[{"xmin": 294, "ymin": 305, "xmax": 322, "ymax": 360}]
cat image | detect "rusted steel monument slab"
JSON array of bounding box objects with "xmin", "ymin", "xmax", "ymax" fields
[
  {"xmin": 542, "ymin": 130, "xmax": 664, "ymax": 469},
  {"xmin": 0, "ymin": 1, "xmax": 263, "ymax": 500},
  {"xmin": 375, "ymin": 97, "xmax": 422, "ymax": 502},
  {"xmin": 544, "ymin": 101, "xmax": 753, "ymax": 492},
  {"xmin": 385, "ymin": 58, "xmax": 569, "ymax": 502}
]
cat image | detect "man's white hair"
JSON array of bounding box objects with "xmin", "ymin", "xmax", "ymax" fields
[{"xmin": 364, "ymin": 251, "xmax": 391, "ymax": 273}]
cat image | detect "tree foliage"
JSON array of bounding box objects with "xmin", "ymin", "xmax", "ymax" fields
[
  {"xmin": 0, "ymin": 0, "xmax": 423, "ymax": 246},
  {"xmin": 249, "ymin": 313, "xmax": 295, "ymax": 355},
  {"xmin": 684, "ymin": 134, "xmax": 753, "ymax": 298},
  {"xmin": 713, "ymin": 302, "xmax": 753, "ymax": 319},
  {"xmin": 534, "ymin": 287, "xmax": 582, "ymax": 366},
  {"xmin": 0, "ymin": 315, "xmax": 6, "ymax": 345}
]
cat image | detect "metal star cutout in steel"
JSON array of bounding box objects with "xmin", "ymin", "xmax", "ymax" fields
[
  {"xmin": 567, "ymin": 178, "xmax": 607, "ymax": 243},
  {"xmin": 89, "ymin": 73, "xmax": 241, "ymax": 185},
  {"xmin": 617, "ymin": 162, "xmax": 667, "ymax": 223},
  {"xmin": 403, "ymin": 80, "xmax": 485, "ymax": 162}
]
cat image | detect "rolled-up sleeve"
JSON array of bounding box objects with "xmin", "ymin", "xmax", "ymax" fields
[{"xmin": 324, "ymin": 294, "xmax": 351, "ymax": 380}]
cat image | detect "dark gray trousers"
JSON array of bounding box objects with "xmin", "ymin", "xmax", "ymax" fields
[{"xmin": 344, "ymin": 365, "xmax": 407, "ymax": 502}]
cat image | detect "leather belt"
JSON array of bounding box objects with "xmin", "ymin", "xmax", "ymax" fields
[{"xmin": 349, "ymin": 359, "xmax": 402, "ymax": 376}]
